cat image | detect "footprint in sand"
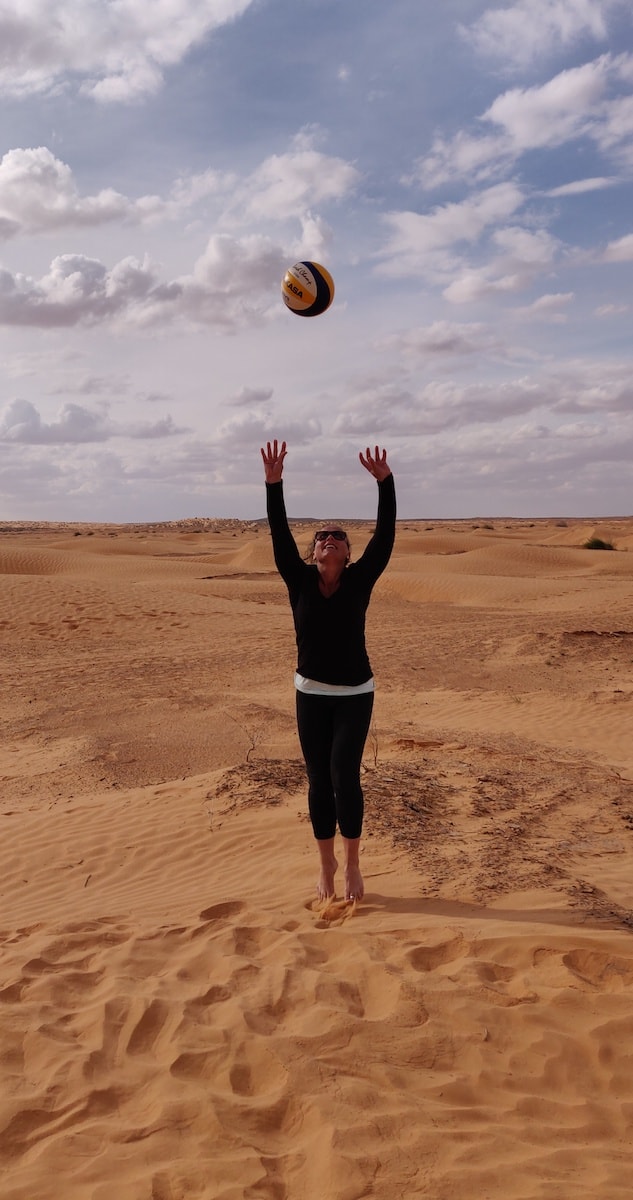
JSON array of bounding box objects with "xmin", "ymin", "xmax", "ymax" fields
[
  {"xmin": 563, "ymin": 948, "xmax": 633, "ymax": 988},
  {"xmin": 198, "ymin": 900, "xmax": 245, "ymax": 922},
  {"xmin": 126, "ymin": 998, "xmax": 173, "ymax": 1056},
  {"xmin": 406, "ymin": 933, "xmax": 466, "ymax": 973}
]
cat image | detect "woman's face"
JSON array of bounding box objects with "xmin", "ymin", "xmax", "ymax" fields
[{"xmin": 312, "ymin": 526, "xmax": 350, "ymax": 572}]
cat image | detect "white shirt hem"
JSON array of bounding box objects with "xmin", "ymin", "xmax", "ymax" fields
[{"xmin": 294, "ymin": 672, "xmax": 375, "ymax": 697}]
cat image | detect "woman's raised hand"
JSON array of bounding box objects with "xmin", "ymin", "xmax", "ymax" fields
[
  {"xmin": 359, "ymin": 446, "xmax": 391, "ymax": 481},
  {"xmin": 261, "ymin": 439, "xmax": 287, "ymax": 483}
]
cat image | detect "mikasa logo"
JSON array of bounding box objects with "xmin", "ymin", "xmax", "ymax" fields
[{"xmin": 287, "ymin": 282, "xmax": 303, "ymax": 297}]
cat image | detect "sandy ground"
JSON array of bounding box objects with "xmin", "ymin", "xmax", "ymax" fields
[{"xmin": 1, "ymin": 512, "xmax": 633, "ymax": 1199}]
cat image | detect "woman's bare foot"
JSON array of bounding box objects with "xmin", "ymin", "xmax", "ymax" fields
[
  {"xmin": 344, "ymin": 862, "xmax": 364, "ymax": 902},
  {"xmin": 316, "ymin": 837, "xmax": 338, "ymax": 900},
  {"xmin": 342, "ymin": 836, "xmax": 364, "ymax": 902}
]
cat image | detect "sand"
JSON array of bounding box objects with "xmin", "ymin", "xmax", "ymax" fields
[{"xmin": 1, "ymin": 513, "xmax": 633, "ymax": 1199}]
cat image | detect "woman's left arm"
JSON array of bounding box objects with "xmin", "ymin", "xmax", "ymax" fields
[
  {"xmin": 359, "ymin": 445, "xmax": 392, "ymax": 483},
  {"xmin": 357, "ymin": 446, "xmax": 396, "ymax": 578}
]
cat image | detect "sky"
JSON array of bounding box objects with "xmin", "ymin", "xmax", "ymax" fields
[{"xmin": 1, "ymin": 0, "xmax": 632, "ymax": 522}]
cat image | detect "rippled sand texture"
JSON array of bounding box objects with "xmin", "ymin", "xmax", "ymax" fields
[{"xmin": 1, "ymin": 515, "xmax": 633, "ymax": 1199}]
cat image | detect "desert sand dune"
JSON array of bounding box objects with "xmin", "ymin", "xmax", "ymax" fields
[{"xmin": 1, "ymin": 516, "xmax": 633, "ymax": 1199}]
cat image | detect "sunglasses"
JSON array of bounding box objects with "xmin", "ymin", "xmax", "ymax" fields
[{"xmin": 314, "ymin": 529, "xmax": 348, "ymax": 542}]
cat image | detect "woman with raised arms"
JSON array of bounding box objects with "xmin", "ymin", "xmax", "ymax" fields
[{"xmin": 261, "ymin": 440, "xmax": 396, "ymax": 903}]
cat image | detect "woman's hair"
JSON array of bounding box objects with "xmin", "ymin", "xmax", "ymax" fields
[{"xmin": 303, "ymin": 529, "xmax": 352, "ymax": 564}]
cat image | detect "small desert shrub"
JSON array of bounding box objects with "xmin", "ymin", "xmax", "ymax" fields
[{"xmin": 583, "ymin": 537, "xmax": 615, "ymax": 550}]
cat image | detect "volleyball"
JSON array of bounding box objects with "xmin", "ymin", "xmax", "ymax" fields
[{"xmin": 281, "ymin": 261, "xmax": 335, "ymax": 318}]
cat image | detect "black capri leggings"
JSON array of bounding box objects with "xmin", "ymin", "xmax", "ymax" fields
[{"xmin": 295, "ymin": 690, "xmax": 374, "ymax": 841}]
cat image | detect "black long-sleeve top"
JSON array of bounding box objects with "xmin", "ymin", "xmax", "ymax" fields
[{"xmin": 266, "ymin": 474, "xmax": 396, "ymax": 686}]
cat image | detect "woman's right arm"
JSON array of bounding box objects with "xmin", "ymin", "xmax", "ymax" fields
[{"xmin": 261, "ymin": 441, "xmax": 304, "ymax": 585}]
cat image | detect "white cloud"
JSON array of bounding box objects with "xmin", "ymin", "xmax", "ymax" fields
[
  {"xmin": 484, "ymin": 58, "xmax": 610, "ymax": 149},
  {"xmin": 1, "ymin": 346, "xmax": 83, "ymax": 380},
  {"xmin": 226, "ymin": 132, "xmax": 360, "ymax": 225},
  {"xmin": 244, "ymin": 150, "xmax": 359, "ymax": 221},
  {"xmin": 169, "ymin": 167, "xmax": 237, "ymax": 211},
  {"xmin": 226, "ymin": 385, "xmax": 274, "ymax": 407},
  {"xmin": 213, "ymin": 409, "xmax": 321, "ymax": 446},
  {"xmin": 378, "ymin": 182, "xmax": 525, "ymax": 276},
  {"xmin": 332, "ymin": 358, "xmax": 633, "ymax": 439},
  {"xmin": 547, "ymin": 176, "xmax": 616, "ymax": 195},
  {"xmin": 291, "ymin": 213, "xmax": 334, "ymax": 263},
  {"xmin": 0, "ymin": 147, "xmax": 156, "ymax": 237},
  {"xmin": 492, "ymin": 226, "xmax": 558, "ymax": 263},
  {"xmin": 48, "ymin": 372, "xmax": 129, "ymax": 396},
  {"xmin": 0, "ymin": 0, "xmax": 256, "ymax": 103},
  {"xmin": 462, "ymin": 0, "xmax": 621, "ymax": 68},
  {"xmin": 513, "ymin": 292, "xmax": 575, "ymax": 321},
  {"xmin": 378, "ymin": 320, "xmax": 502, "ymax": 359},
  {"xmin": 413, "ymin": 54, "xmax": 633, "ymax": 188},
  {"xmin": 603, "ymin": 232, "xmax": 633, "ymax": 260},
  {"xmin": 0, "ymin": 234, "xmax": 290, "ymax": 330},
  {"xmin": 594, "ymin": 302, "xmax": 630, "ymax": 315},
  {"xmin": 332, "ymin": 376, "xmax": 547, "ymax": 437},
  {"xmin": 548, "ymin": 360, "xmax": 633, "ymax": 412},
  {"xmin": 377, "ymin": 201, "xmax": 561, "ymax": 304},
  {"xmin": 0, "ymin": 146, "xmax": 237, "ymax": 239},
  {"xmin": 442, "ymin": 270, "xmax": 521, "ymax": 304},
  {"xmin": 413, "ymin": 132, "xmax": 512, "ymax": 190},
  {"xmin": 0, "ymin": 253, "xmax": 168, "ymax": 327},
  {"xmin": 375, "ymin": 187, "xmax": 569, "ymax": 306},
  {"xmin": 0, "ymin": 398, "xmax": 182, "ymax": 443},
  {"xmin": 180, "ymin": 234, "xmax": 288, "ymax": 328},
  {"xmin": 0, "ymin": 134, "xmax": 358, "ymax": 243},
  {"xmin": 441, "ymin": 229, "xmax": 560, "ymax": 305},
  {"xmin": 594, "ymin": 91, "xmax": 633, "ymax": 163}
]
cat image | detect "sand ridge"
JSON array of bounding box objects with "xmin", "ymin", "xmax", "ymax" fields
[{"xmin": 1, "ymin": 515, "xmax": 633, "ymax": 1198}]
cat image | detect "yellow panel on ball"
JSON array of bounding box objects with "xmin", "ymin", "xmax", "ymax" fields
[{"xmin": 281, "ymin": 261, "xmax": 335, "ymax": 317}]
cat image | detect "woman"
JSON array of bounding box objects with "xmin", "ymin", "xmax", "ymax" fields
[{"xmin": 261, "ymin": 439, "xmax": 396, "ymax": 903}]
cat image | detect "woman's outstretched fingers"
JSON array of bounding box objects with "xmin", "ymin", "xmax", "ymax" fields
[
  {"xmin": 359, "ymin": 445, "xmax": 391, "ymax": 480},
  {"xmin": 261, "ymin": 439, "xmax": 287, "ymax": 483}
]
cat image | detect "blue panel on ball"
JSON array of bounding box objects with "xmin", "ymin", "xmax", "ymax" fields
[{"xmin": 295, "ymin": 261, "xmax": 333, "ymax": 317}]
